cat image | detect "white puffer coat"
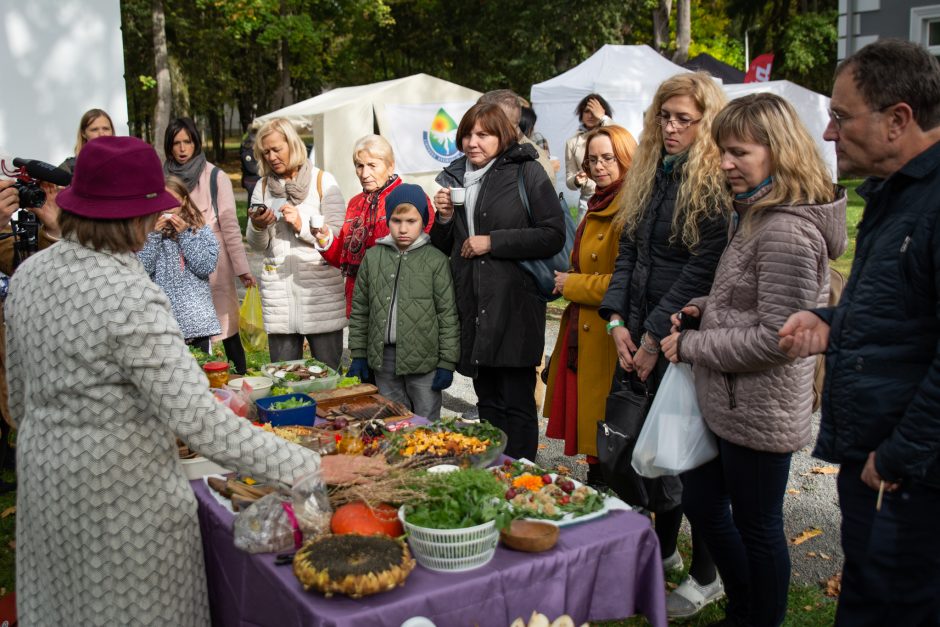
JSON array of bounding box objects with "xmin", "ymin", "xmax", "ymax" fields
[{"xmin": 247, "ymin": 166, "xmax": 347, "ymax": 335}]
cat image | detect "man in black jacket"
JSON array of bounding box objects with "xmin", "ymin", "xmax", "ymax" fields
[{"xmin": 779, "ymin": 39, "xmax": 940, "ymax": 625}]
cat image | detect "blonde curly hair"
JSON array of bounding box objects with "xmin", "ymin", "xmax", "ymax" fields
[{"xmin": 613, "ymin": 72, "xmax": 728, "ymax": 250}]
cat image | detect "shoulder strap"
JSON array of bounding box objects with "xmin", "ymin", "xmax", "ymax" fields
[
  {"xmin": 317, "ymin": 169, "xmax": 324, "ymax": 200},
  {"xmin": 209, "ymin": 166, "xmax": 221, "ymax": 221},
  {"xmin": 516, "ymin": 166, "xmax": 535, "ymax": 226}
]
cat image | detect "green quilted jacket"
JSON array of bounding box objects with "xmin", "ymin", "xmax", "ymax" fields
[{"xmin": 349, "ymin": 233, "xmax": 459, "ymax": 374}]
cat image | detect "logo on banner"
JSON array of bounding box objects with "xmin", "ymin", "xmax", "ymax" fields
[{"xmin": 422, "ymin": 108, "xmax": 460, "ymax": 163}]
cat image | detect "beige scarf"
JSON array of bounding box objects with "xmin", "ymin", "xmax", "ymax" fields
[{"xmin": 265, "ymin": 159, "xmax": 313, "ymax": 205}]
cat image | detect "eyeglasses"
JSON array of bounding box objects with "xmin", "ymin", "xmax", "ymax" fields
[
  {"xmin": 587, "ymin": 154, "xmax": 617, "ymax": 166},
  {"xmin": 827, "ymin": 104, "xmax": 896, "ymax": 130},
  {"xmin": 655, "ymin": 114, "xmax": 702, "ymax": 131}
]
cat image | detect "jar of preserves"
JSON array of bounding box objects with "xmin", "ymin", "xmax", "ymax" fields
[{"xmin": 203, "ymin": 361, "xmax": 231, "ymax": 389}]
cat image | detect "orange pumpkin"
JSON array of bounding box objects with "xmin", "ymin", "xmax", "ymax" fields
[{"xmin": 331, "ymin": 502, "xmax": 404, "ymax": 537}]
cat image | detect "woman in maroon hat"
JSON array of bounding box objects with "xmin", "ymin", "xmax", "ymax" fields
[{"xmin": 4, "ymin": 136, "xmax": 384, "ymax": 626}]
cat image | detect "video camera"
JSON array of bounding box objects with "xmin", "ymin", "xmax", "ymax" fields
[{"xmin": 0, "ymin": 156, "xmax": 72, "ymax": 267}]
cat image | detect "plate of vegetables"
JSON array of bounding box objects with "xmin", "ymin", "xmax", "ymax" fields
[
  {"xmin": 383, "ymin": 419, "xmax": 507, "ymax": 469},
  {"xmin": 491, "ymin": 460, "xmax": 608, "ymax": 527},
  {"xmin": 260, "ymin": 359, "xmax": 341, "ymax": 393}
]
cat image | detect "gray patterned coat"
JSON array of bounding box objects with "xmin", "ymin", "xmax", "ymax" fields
[{"xmin": 6, "ymin": 239, "xmax": 319, "ymax": 626}]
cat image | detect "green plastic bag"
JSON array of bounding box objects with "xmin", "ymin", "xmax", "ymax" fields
[{"xmin": 239, "ymin": 286, "xmax": 268, "ymax": 352}]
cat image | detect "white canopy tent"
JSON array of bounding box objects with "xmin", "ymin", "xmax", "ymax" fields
[
  {"xmin": 254, "ymin": 74, "xmax": 481, "ymax": 200},
  {"xmin": 531, "ymin": 45, "xmax": 836, "ymax": 205}
]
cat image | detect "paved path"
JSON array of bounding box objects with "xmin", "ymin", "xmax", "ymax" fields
[{"xmin": 241, "ymin": 244, "xmax": 842, "ymax": 589}]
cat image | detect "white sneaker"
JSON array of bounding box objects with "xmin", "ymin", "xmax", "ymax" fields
[
  {"xmin": 666, "ymin": 574, "xmax": 725, "ymax": 619},
  {"xmin": 662, "ymin": 549, "xmax": 684, "ymax": 573}
]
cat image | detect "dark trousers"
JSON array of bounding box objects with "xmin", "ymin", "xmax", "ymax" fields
[
  {"xmin": 221, "ymin": 333, "xmax": 247, "ymax": 374},
  {"xmin": 268, "ymin": 331, "xmax": 343, "ymax": 369},
  {"xmin": 186, "ymin": 336, "xmax": 211, "ymax": 355},
  {"xmin": 835, "ymin": 462, "xmax": 940, "ymax": 626},
  {"xmin": 681, "ymin": 437, "xmax": 792, "ymax": 627},
  {"xmin": 473, "ymin": 366, "xmax": 538, "ymax": 460}
]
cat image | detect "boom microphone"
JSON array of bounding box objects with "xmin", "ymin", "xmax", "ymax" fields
[{"xmin": 12, "ymin": 158, "xmax": 72, "ymax": 187}]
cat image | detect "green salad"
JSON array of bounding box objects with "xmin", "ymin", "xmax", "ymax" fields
[
  {"xmin": 403, "ymin": 468, "xmax": 514, "ymax": 531},
  {"xmin": 270, "ymin": 398, "xmax": 314, "ymax": 410}
]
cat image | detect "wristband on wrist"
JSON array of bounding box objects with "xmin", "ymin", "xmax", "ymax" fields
[{"xmin": 606, "ymin": 319, "xmax": 625, "ymax": 335}]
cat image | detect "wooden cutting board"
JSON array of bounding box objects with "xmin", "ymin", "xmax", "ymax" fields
[{"xmin": 308, "ymin": 383, "xmax": 377, "ymax": 404}]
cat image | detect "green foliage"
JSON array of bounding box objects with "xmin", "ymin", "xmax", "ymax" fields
[
  {"xmin": 403, "ymin": 468, "xmax": 514, "ymax": 531},
  {"xmin": 778, "ymin": 11, "xmax": 838, "ymax": 91}
]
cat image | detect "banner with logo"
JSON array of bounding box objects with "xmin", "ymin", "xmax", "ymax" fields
[{"xmin": 382, "ymin": 102, "xmax": 476, "ymax": 173}]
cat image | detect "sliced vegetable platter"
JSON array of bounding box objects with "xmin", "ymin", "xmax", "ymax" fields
[
  {"xmin": 490, "ymin": 460, "xmax": 609, "ymax": 527},
  {"xmin": 382, "ymin": 419, "xmax": 508, "ymax": 468}
]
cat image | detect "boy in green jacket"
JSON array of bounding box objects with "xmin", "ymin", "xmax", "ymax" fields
[{"xmin": 347, "ymin": 184, "xmax": 459, "ymax": 420}]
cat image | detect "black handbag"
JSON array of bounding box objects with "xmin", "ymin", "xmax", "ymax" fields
[
  {"xmin": 597, "ymin": 368, "xmax": 652, "ymax": 506},
  {"xmin": 516, "ymin": 170, "xmax": 576, "ymax": 302}
]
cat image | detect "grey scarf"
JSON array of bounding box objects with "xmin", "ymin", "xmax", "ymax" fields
[
  {"xmin": 265, "ymin": 159, "xmax": 313, "ymax": 206},
  {"xmin": 164, "ymin": 152, "xmax": 207, "ymax": 192}
]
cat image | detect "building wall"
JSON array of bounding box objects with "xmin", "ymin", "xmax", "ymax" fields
[{"xmin": 838, "ymin": 0, "xmax": 940, "ymax": 59}]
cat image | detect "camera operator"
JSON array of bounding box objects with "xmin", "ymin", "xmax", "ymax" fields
[
  {"xmin": 0, "ymin": 180, "xmax": 61, "ymax": 491},
  {"xmin": 0, "ymin": 180, "xmax": 18, "ymax": 227}
]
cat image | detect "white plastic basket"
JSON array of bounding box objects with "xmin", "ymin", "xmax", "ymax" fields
[{"xmin": 398, "ymin": 507, "xmax": 498, "ymax": 572}]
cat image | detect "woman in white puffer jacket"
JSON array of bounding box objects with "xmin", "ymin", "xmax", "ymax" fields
[{"xmin": 247, "ymin": 118, "xmax": 347, "ymax": 367}]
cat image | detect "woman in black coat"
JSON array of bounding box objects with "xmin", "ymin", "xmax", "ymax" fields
[
  {"xmin": 432, "ymin": 103, "xmax": 565, "ymax": 460},
  {"xmin": 598, "ymin": 72, "xmax": 729, "ymax": 619}
]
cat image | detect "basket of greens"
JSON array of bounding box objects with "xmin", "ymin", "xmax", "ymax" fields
[
  {"xmin": 399, "ymin": 468, "xmax": 512, "ymax": 572},
  {"xmin": 256, "ymin": 393, "xmax": 317, "ymax": 426},
  {"xmin": 260, "ymin": 359, "xmax": 341, "ymax": 393}
]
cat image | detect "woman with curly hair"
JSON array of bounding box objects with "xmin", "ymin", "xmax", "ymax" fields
[
  {"xmin": 661, "ymin": 93, "xmax": 846, "ymax": 627},
  {"xmin": 598, "ymin": 72, "xmax": 729, "ymax": 619}
]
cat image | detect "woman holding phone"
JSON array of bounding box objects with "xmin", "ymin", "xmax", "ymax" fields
[{"xmin": 247, "ymin": 118, "xmax": 347, "ymax": 367}]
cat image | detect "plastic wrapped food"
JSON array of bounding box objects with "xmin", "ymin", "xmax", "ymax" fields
[
  {"xmin": 291, "ymin": 471, "xmax": 332, "ymax": 537},
  {"xmin": 233, "ymin": 493, "xmax": 300, "ymax": 554}
]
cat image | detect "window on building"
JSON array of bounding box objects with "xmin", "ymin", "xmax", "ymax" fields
[{"xmin": 912, "ymin": 6, "xmax": 940, "ymax": 55}]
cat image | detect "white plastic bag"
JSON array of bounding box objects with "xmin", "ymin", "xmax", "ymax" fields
[{"xmin": 631, "ymin": 363, "xmax": 717, "ymax": 478}]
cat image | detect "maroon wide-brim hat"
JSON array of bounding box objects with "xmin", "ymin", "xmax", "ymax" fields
[{"xmin": 57, "ymin": 136, "xmax": 179, "ymax": 219}]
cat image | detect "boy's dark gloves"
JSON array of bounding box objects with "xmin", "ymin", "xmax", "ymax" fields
[
  {"xmin": 431, "ymin": 368, "xmax": 453, "ymax": 391},
  {"xmin": 348, "ymin": 358, "xmax": 370, "ymax": 382}
]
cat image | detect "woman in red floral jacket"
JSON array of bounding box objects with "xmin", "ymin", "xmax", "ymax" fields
[{"xmin": 315, "ymin": 134, "xmax": 434, "ymax": 316}]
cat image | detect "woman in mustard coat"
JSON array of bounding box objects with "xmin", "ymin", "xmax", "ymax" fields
[{"xmin": 544, "ymin": 125, "xmax": 636, "ymax": 483}]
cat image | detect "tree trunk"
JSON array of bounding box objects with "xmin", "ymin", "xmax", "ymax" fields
[
  {"xmin": 653, "ymin": 0, "xmax": 672, "ymax": 54},
  {"xmin": 672, "ymin": 0, "xmax": 691, "ymax": 64},
  {"xmin": 272, "ymin": 0, "xmax": 292, "ymax": 109},
  {"xmin": 152, "ymin": 0, "xmax": 171, "ymax": 160},
  {"xmin": 208, "ymin": 109, "xmax": 224, "ymax": 163}
]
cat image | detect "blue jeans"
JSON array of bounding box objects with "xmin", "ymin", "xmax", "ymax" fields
[
  {"xmin": 835, "ymin": 462, "xmax": 940, "ymax": 626},
  {"xmin": 373, "ymin": 345, "xmax": 442, "ymax": 421},
  {"xmin": 681, "ymin": 437, "xmax": 792, "ymax": 627}
]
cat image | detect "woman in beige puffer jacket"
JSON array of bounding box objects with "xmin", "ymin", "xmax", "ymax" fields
[
  {"xmin": 247, "ymin": 118, "xmax": 347, "ymax": 367},
  {"xmin": 661, "ymin": 93, "xmax": 847, "ymax": 627}
]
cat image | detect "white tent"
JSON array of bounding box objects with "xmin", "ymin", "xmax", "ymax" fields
[
  {"xmin": 254, "ymin": 73, "xmax": 481, "ymax": 200},
  {"xmin": 531, "ymin": 45, "xmax": 836, "ymax": 205}
]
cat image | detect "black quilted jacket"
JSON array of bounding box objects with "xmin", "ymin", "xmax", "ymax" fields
[{"xmin": 814, "ymin": 140, "xmax": 940, "ymax": 488}]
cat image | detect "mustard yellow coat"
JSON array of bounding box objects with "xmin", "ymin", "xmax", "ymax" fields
[{"xmin": 543, "ymin": 199, "xmax": 621, "ymax": 456}]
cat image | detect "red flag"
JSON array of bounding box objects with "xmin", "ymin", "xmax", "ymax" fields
[{"xmin": 745, "ymin": 53, "xmax": 775, "ymax": 83}]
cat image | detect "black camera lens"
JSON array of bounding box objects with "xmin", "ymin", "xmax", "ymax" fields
[{"xmin": 13, "ymin": 181, "xmax": 45, "ymax": 209}]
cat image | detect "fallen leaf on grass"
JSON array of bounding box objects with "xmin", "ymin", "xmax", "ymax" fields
[
  {"xmin": 537, "ymin": 444, "xmax": 547, "ymax": 450},
  {"xmin": 574, "ymin": 459, "xmax": 588, "ymax": 465},
  {"xmin": 810, "ymin": 466, "xmax": 839, "ymax": 475},
  {"xmin": 790, "ymin": 527, "xmax": 823, "ymax": 545},
  {"xmin": 0, "ymin": 506, "xmax": 14, "ymax": 518},
  {"xmin": 819, "ymin": 552, "xmax": 831, "ymax": 560},
  {"xmin": 787, "ymin": 489, "xmax": 801, "ymax": 495},
  {"xmin": 824, "ymin": 573, "xmax": 841, "ymax": 597},
  {"xmin": 806, "ymin": 551, "xmax": 817, "ymax": 557},
  {"xmin": 555, "ymin": 465, "xmax": 570, "ymax": 475},
  {"xmin": 804, "ymin": 605, "xmax": 814, "ymax": 611}
]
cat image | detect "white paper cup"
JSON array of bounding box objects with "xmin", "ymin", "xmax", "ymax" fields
[
  {"xmin": 450, "ymin": 187, "xmax": 466, "ymax": 205},
  {"xmin": 310, "ymin": 213, "xmax": 324, "ymax": 229}
]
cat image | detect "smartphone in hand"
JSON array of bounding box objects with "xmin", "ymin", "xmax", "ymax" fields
[{"xmin": 677, "ymin": 312, "xmax": 701, "ymax": 331}]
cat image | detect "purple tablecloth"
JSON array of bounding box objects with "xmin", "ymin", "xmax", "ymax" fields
[{"xmin": 193, "ymin": 480, "xmax": 666, "ymax": 627}]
